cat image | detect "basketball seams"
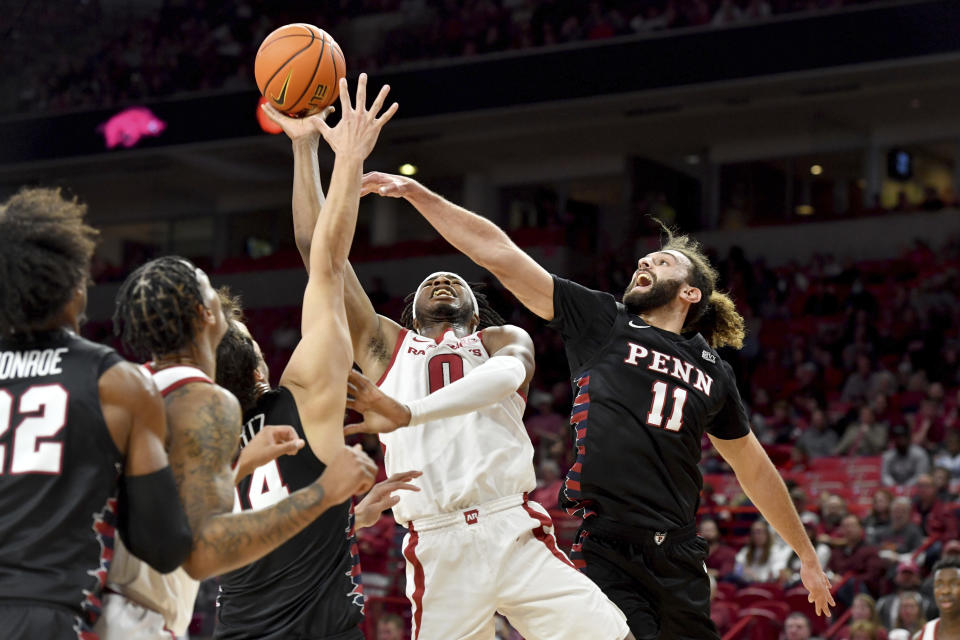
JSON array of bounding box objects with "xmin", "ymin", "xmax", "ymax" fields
[
  {"xmin": 255, "ymin": 24, "xmax": 345, "ymax": 115},
  {"xmin": 287, "ymin": 34, "xmax": 327, "ymax": 114},
  {"xmin": 261, "ymin": 29, "xmax": 316, "ymax": 99}
]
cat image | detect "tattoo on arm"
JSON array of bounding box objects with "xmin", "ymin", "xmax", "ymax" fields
[
  {"xmin": 166, "ymin": 386, "xmax": 331, "ymax": 575},
  {"xmin": 166, "ymin": 387, "xmax": 242, "ymax": 537}
]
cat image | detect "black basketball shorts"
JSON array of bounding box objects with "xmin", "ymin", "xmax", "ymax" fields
[{"xmin": 573, "ymin": 525, "xmax": 720, "ymax": 640}]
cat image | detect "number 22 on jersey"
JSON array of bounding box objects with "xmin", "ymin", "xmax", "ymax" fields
[{"xmin": 0, "ymin": 385, "xmax": 68, "ymax": 474}]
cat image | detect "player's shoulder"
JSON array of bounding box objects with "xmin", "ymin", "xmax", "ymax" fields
[
  {"xmin": 257, "ymin": 386, "xmax": 298, "ymax": 418},
  {"xmin": 480, "ymin": 324, "xmax": 534, "ymax": 350},
  {"xmin": 166, "ymin": 381, "xmax": 241, "ymax": 426}
]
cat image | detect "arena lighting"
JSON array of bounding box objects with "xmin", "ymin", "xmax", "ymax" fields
[
  {"xmin": 684, "ymin": 154, "xmax": 701, "ymax": 165},
  {"xmin": 795, "ymin": 204, "xmax": 815, "ymax": 216},
  {"xmin": 810, "ymin": 164, "xmax": 823, "ymax": 176},
  {"xmin": 399, "ymin": 163, "xmax": 418, "ymax": 176}
]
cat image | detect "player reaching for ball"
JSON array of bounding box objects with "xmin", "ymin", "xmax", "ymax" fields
[
  {"xmin": 359, "ymin": 171, "xmax": 836, "ymax": 639},
  {"xmin": 97, "ymin": 76, "xmax": 393, "ymax": 640},
  {"xmin": 213, "ymin": 75, "xmax": 420, "ymax": 640},
  {"xmin": 262, "ymin": 100, "xmax": 634, "ymax": 640}
]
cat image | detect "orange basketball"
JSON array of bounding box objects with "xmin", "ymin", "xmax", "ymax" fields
[{"xmin": 254, "ymin": 24, "xmax": 346, "ymax": 117}]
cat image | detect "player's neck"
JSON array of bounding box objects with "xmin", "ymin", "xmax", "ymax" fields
[
  {"xmin": 417, "ymin": 321, "xmax": 474, "ymax": 341},
  {"xmin": 638, "ymin": 303, "xmax": 688, "ymax": 336},
  {"xmin": 942, "ymin": 613, "xmax": 960, "ymax": 635},
  {"xmin": 153, "ymin": 339, "xmax": 217, "ymax": 378}
]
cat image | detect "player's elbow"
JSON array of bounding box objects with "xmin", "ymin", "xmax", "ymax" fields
[{"xmin": 181, "ymin": 551, "xmax": 218, "ymax": 581}]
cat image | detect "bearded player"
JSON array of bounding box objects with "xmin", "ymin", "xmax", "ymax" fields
[
  {"xmin": 263, "ymin": 102, "xmax": 632, "ymax": 640},
  {"xmin": 359, "ymin": 171, "xmax": 835, "ymax": 639}
]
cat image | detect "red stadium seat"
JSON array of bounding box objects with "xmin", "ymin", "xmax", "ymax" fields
[{"xmin": 737, "ymin": 607, "xmax": 783, "ymax": 640}]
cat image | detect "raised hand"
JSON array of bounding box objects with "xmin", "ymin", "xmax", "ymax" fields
[
  {"xmin": 260, "ymin": 103, "xmax": 336, "ymax": 141},
  {"xmin": 317, "ymin": 444, "xmax": 378, "ymax": 505},
  {"xmin": 800, "ymin": 559, "xmax": 835, "ymax": 617},
  {"xmin": 354, "ymin": 470, "xmax": 422, "ymax": 528},
  {"xmin": 234, "ymin": 424, "xmax": 305, "ymax": 482},
  {"xmin": 314, "ymin": 73, "xmax": 398, "ymax": 160},
  {"xmin": 360, "ymin": 171, "xmax": 416, "ymax": 198},
  {"xmin": 345, "ymin": 370, "xmax": 411, "ymax": 436}
]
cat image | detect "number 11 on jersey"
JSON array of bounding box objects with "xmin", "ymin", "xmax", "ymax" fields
[{"xmin": 646, "ymin": 381, "xmax": 687, "ymax": 432}]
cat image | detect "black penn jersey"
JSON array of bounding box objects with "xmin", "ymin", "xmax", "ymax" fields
[
  {"xmin": 215, "ymin": 387, "xmax": 364, "ymax": 640},
  {"xmin": 548, "ymin": 276, "xmax": 749, "ymax": 536},
  {"xmin": 0, "ymin": 330, "xmax": 124, "ymax": 629}
]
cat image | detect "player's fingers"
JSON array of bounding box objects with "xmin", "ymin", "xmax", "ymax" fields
[
  {"xmin": 319, "ymin": 105, "xmax": 335, "ymax": 121},
  {"xmin": 355, "ymin": 73, "xmax": 368, "ymax": 111},
  {"xmin": 384, "ymin": 495, "xmax": 401, "ymax": 508},
  {"xmin": 338, "ymin": 77, "xmax": 352, "ymax": 113},
  {"xmin": 390, "ymin": 483, "xmax": 420, "ymax": 492},
  {"xmin": 386, "ymin": 470, "xmax": 423, "ymax": 482},
  {"xmin": 369, "ymin": 84, "xmax": 390, "ymax": 118},
  {"xmin": 261, "ymin": 103, "xmax": 286, "ymax": 125},
  {"xmin": 343, "ymin": 422, "xmax": 370, "ymax": 436},
  {"xmin": 281, "ymin": 438, "xmax": 305, "ymax": 455},
  {"xmin": 374, "ymin": 101, "xmax": 399, "ymax": 127},
  {"xmin": 313, "ymin": 117, "xmax": 332, "ymax": 138}
]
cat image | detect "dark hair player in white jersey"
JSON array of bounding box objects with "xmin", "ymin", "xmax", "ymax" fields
[
  {"xmin": 915, "ymin": 558, "xmax": 960, "ymax": 640},
  {"xmin": 261, "ymin": 102, "xmax": 634, "ymax": 640},
  {"xmin": 357, "ymin": 171, "xmax": 835, "ymax": 639},
  {"xmin": 0, "ymin": 188, "xmax": 192, "ymax": 639}
]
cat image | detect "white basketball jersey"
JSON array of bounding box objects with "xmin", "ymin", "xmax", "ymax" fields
[
  {"xmin": 922, "ymin": 619, "xmax": 940, "ymax": 640},
  {"xmin": 378, "ymin": 329, "xmax": 536, "ymax": 525},
  {"xmin": 105, "ymin": 365, "xmax": 208, "ymax": 635}
]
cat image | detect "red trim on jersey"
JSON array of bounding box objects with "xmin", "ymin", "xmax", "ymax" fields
[
  {"xmin": 376, "ymin": 329, "xmax": 408, "ymax": 386},
  {"xmin": 158, "ymin": 377, "xmax": 214, "ymax": 397},
  {"xmin": 403, "ymin": 525, "xmax": 426, "ymax": 639},
  {"xmin": 516, "ymin": 389, "xmax": 527, "ymax": 402},
  {"xmin": 522, "ymin": 495, "xmax": 576, "ymax": 568},
  {"xmin": 143, "ymin": 362, "xmax": 156, "ymax": 373}
]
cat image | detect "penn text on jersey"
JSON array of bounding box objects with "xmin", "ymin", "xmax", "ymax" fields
[{"xmin": 623, "ymin": 342, "xmax": 713, "ymax": 396}]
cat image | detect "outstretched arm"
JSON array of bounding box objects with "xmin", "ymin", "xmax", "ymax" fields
[
  {"xmin": 361, "ymin": 173, "xmax": 556, "ymax": 320},
  {"xmin": 345, "ymin": 325, "xmax": 535, "ymax": 435},
  {"xmin": 263, "ymin": 100, "xmax": 402, "ymax": 383},
  {"xmin": 709, "ymin": 431, "xmax": 835, "ymax": 617},
  {"xmin": 278, "ymin": 74, "xmax": 398, "ymax": 463}
]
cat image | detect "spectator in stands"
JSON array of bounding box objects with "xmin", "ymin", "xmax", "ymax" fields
[
  {"xmin": 734, "ymin": 518, "xmax": 788, "ymax": 583},
  {"xmin": 890, "ymin": 591, "xmax": 926, "ymax": 635},
  {"xmin": 797, "ymin": 408, "xmax": 839, "ymax": 459},
  {"xmin": 934, "ymin": 432, "xmax": 960, "ymax": 478},
  {"xmin": 529, "ymin": 458, "xmax": 562, "ymax": 510},
  {"xmin": 701, "ymin": 518, "xmax": 737, "ymax": 579},
  {"xmin": 357, "ymin": 512, "xmax": 397, "ymax": 597},
  {"xmin": 828, "ymin": 514, "xmax": 886, "ymax": 597},
  {"xmin": 818, "ymin": 494, "xmax": 849, "ymax": 546},
  {"xmin": 871, "ymin": 497, "xmax": 924, "ymax": 554},
  {"xmin": 864, "ymin": 489, "xmax": 894, "ymax": 540},
  {"xmin": 847, "ymin": 620, "xmax": 885, "ymax": 640},
  {"xmin": 792, "ymin": 487, "xmax": 820, "ymax": 525},
  {"xmin": 920, "ymin": 539, "xmax": 960, "ymax": 613},
  {"xmin": 835, "ymin": 406, "xmax": 889, "ymax": 456},
  {"xmin": 877, "ymin": 564, "xmax": 931, "ymax": 629},
  {"xmin": 913, "ymin": 473, "xmax": 958, "ymax": 542},
  {"xmin": 376, "ymin": 613, "xmax": 404, "ymax": 640},
  {"xmin": 912, "ymin": 397, "xmax": 947, "ymax": 451},
  {"xmin": 933, "ymin": 466, "xmax": 958, "ymax": 502},
  {"xmin": 882, "ymin": 424, "xmax": 930, "ymax": 487},
  {"xmin": 783, "ymin": 611, "xmax": 823, "ymax": 640},
  {"xmin": 843, "ymin": 355, "xmax": 880, "ymax": 404},
  {"xmin": 835, "ymin": 594, "xmax": 888, "ymax": 640}
]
